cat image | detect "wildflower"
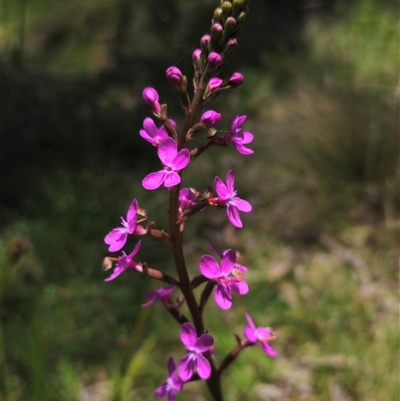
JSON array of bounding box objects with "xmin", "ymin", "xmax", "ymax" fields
[
  {"xmin": 104, "ymin": 240, "xmax": 142, "ymax": 281},
  {"xmin": 199, "ymin": 250, "xmax": 248, "ymax": 310},
  {"xmin": 227, "ymin": 115, "xmax": 254, "ymax": 155},
  {"xmin": 104, "ymin": 199, "xmax": 139, "ymax": 252},
  {"xmin": 142, "ymin": 87, "xmax": 161, "ymax": 115},
  {"xmin": 201, "ymin": 110, "xmax": 221, "ymax": 127},
  {"xmin": 212, "ymin": 170, "xmax": 252, "ymax": 228},
  {"xmin": 243, "ymin": 313, "xmax": 277, "ymax": 358},
  {"xmin": 142, "ymin": 284, "xmax": 176, "ymax": 307},
  {"xmin": 140, "ymin": 117, "xmax": 175, "ymax": 147},
  {"xmin": 155, "ymin": 357, "xmax": 183, "ymax": 401},
  {"xmin": 178, "ymin": 188, "xmax": 198, "ymax": 213},
  {"xmin": 178, "ymin": 322, "xmax": 214, "ymax": 381},
  {"xmin": 142, "ymin": 138, "xmax": 190, "ymax": 190}
]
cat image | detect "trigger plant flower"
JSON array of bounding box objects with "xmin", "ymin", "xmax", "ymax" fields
[
  {"xmin": 142, "ymin": 284, "xmax": 176, "ymax": 307},
  {"xmin": 199, "ymin": 249, "xmax": 249, "ymax": 310},
  {"xmin": 155, "ymin": 357, "xmax": 183, "ymax": 401},
  {"xmin": 227, "ymin": 115, "xmax": 254, "ymax": 155},
  {"xmin": 210, "ymin": 170, "xmax": 252, "ymax": 228},
  {"xmin": 104, "ymin": 199, "xmax": 140, "ymax": 252},
  {"xmin": 142, "ymin": 138, "xmax": 190, "ymax": 190},
  {"xmin": 243, "ymin": 313, "xmax": 277, "ymax": 358},
  {"xmin": 140, "ymin": 117, "xmax": 175, "ymax": 147},
  {"xmin": 178, "ymin": 322, "xmax": 214, "ymax": 381},
  {"xmin": 104, "ymin": 240, "xmax": 142, "ymax": 282}
]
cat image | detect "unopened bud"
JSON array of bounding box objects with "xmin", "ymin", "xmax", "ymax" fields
[
  {"xmin": 166, "ymin": 66, "xmax": 183, "ymax": 88},
  {"xmin": 237, "ymin": 10, "xmax": 248, "ymax": 23},
  {"xmin": 192, "ymin": 49, "xmax": 204, "ymax": 70},
  {"xmin": 224, "ymin": 17, "xmax": 237, "ymax": 36},
  {"xmin": 232, "ymin": 0, "xmax": 248, "ymax": 15},
  {"xmin": 209, "ymin": 77, "xmax": 223, "ymax": 91},
  {"xmin": 201, "ymin": 110, "xmax": 222, "ymax": 127},
  {"xmin": 142, "ymin": 87, "xmax": 161, "ymax": 115},
  {"xmin": 210, "ymin": 23, "xmax": 223, "ymax": 42},
  {"xmin": 212, "ymin": 8, "xmax": 223, "ymax": 24},
  {"xmin": 228, "ymin": 72, "xmax": 244, "ymax": 87},
  {"xmin": 208, "ymin": 52, "xmax": 222, "ymax": 67},
  {"xmin": 200, "ymin": 34, "xmax": 211, "ymax": 51}
]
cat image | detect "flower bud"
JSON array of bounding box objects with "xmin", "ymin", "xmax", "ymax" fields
[
  {"xmin": 142, "ymin": 87, "xmax": 161, "ymax": 115},
  {"xmin": 207, "ymin": 52, "xmax": 222, "ymax": 67},
  {"xmin": 201, "ymin": 110, "xmax": 222, "ymax": 127},
  {"xmin": 200, "ymin": 34, "xmax": 211, "ymax": 49},
  {"xmin": 210, "ymin": 23, "xmax": 223, "ymax": 42},
  {"xmin": 228, "ymin": 72, "xmax": 244, "ymax": 87},
  {"xmin": 166, "ymin": 66, "xmax": 183, "ymax": 88},
  {"xmin": 224, "ymin": 17, "xmax": 237, "ymax": 36},
  {"xmin": 209, "ymin": 77, "xmax": 223, "ymax": 91},
  {"xmin": 212, "ymin": 7, "xmax": 223, "ymax": 24},
  {"xmin": 232, "ymin": 0, "xmax": 248, "ymax": 15}
]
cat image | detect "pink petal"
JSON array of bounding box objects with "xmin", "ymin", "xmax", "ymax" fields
[
  {"xmin": 234, "ymin": 198, "xmax": 252, "ymax": 212},
  {"xmin": 127, "ymin": 240, "xmax": 142, "ymax": 259},
  {"xmin": 260, "ymin": 341, "xmax": 277, "ymax": 357},
  {"xmin": 231, "ymin": 279, "xmax": 249, "ymax": 294},
  {"xmin": 245, "ymin": 313, "xmax": 256, "ymax": 330},
  {"xmin": 164, "ymin": 171, "xmax": 181, "ymax": 188},
  {"xmin": 154, "ymin": 384, "xmax": 167, "ymax": 398},
  {"xmin": 142, "ymin": 291, "xmax": 157, "ymax": 307},
  {"xmin": 214, "ymin": 175, "xmax": 229, "ymax": 199},
  {"xmin": 194, "ymin": 334, "xmax": 214, "ymax": 353},
  {"xmin": 199, "ymin": 255, "xmax": 220, "ymax": 279},
  {"xmin": 104, "ymin": 264, "xmax": 127, "ymax": 281},
  {"xmin": 214, "ymin": 283, "xmax": 232, "ymax": 309},
  {"xmin": 208, "ymin": 242, "xmax": 223, "ymax": 258},
  {"xmin": 226, "ymin": 170, "xmax": 235, "ymax": 194},
  {"xmin": 142, "ymin": 171, "xmax": 166, "ymax": 190},
  {"xmin": 126, "ymin": 199, "xmax": 138, "ymax": 225},
  {"xmin": 227, "ymin": 205, "xmax": 242, "ymax": 228},
  {"xmin": 172, "ymin": 149, "xmax": 190, "ymax": 170},
  {"xmin": 104, "ymin": 228, "xmax": 127, "ymax": 251},
  {"xmin": 220, "ymin": 250, "xmax": 236, "ymax": 275},
  {"xmin": 167, "ymin": 357, "xmax": 177, "ymax": 376},
  {"xmin": 178, "ymin": 354, "xmax": 195, "ymax": 381},
  {"xmin": 196, "ymin": 354, "xmax": 211, "ymax": 380},
  {"xmin": 140, "ymin": 118, "xmax": 158, "ymax": 143},
  {"xmin": 158, "ymin": 138, "xmax": 178, "ymax": 165},
  {"xmin": 243, "ymin": 326, "xmax": 257, "ymax": 342},
  {"xmin": 235, "ymin": 144, "xmax": 254, "ymax": 155},
  {"xmin": 241, "ymin": 131, "xmax": 253, "ymax": 144},
  {"xmin": 180, "ymin": 322, "xmax": 197, "ymax": 349}
]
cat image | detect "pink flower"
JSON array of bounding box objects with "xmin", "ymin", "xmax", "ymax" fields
[
  {"xmin": 104, "ymin": 199, "xmax": 140, "ymax": 252},
  {"xmin": 140, "ymin": 117, "xmax": 175, "ymax": 147},
  {"xmin": 243, "ymin": 313, "xmax": 277, "ymax": 358},
  {"xmin": 201, "ymin": 110, "xmax": 221, "ymax": 127},
  {"xmin": 105, "ymin": 241, "xmax": 142, "ymax": 281},
  {"xmin": 142, "ymin": 138, "xmax": 190, "ymax": 190},
  {"xmin": 179, "ymin": 188, "xmax": 197, "ymax": 213},
  {"xmin": 155, "ymin": 357, "xmax": 183, "ymax": 401},
  {"xmin": 228, "ymin": 115, "xmax": 254, "ymax": 155},
  {"xmin": 213, "ymin": 170, "xmax": 252, "ymax": 228},
  {"xmin": 199, "ymin": 250, "xmax": 249, "ymax": 310},
  {"xmin": 142, "ymin": 285, "xmax": 176, "ymax": 307},
  {"xmin": 178, "ymin": 322, "xmax": 214, "ymax": 381},
  {"xmin": 142, "ymin": 87, "xmax": 161, "ymax": 115}
]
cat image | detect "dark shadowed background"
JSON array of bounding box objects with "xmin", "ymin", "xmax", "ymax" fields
[{"xmin": 1, "ymin": 0, "xmax": 399, "ymax": 400}]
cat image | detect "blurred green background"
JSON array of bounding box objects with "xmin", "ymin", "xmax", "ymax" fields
[{"xmin": 1, "ymin": 0, "xmax": 399, "ymax": 400}]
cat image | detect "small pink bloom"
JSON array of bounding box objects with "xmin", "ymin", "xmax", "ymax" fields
[
  {"xmin": 213, "ymin": 170, "xmax": 252, "ymax": 228},
  {"xmin": 104, "ymin": 199, "xmax": 139, "ymax": 252},
  {"xmin": 142, "ymin": 285, "xmax": 176, "ymax": 307},
  {"xmin": 179, "ymin": 188, "xmax": 197, "ymax": 213},
  {"xmin": 155, "ymin": 357, "xmax": 183, "ymax": 401},
  {"xmin": 140, "ymin": 117, "xmax": 175, "ymax": 147},
  {"xmin": 243, "ymin": 313, "xmax": 277, "ymax": 358},
  {"xmin": 199, "ymin": 250, "xmax": 249, "ymax": 310},
  {"xmin": 226, "ymin": 115, "xmax": 254, "ymax": 155},
  {"xmin": 105, "ymin": 241, "xmax": 142, "ymax": 281},
  {"xmin": 178, "ymin": 322, "xmax": 214, "ymax": 381},
  {"xmin": 142, "ymin": 138, "xmax": 190, "ymax": 190}
]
